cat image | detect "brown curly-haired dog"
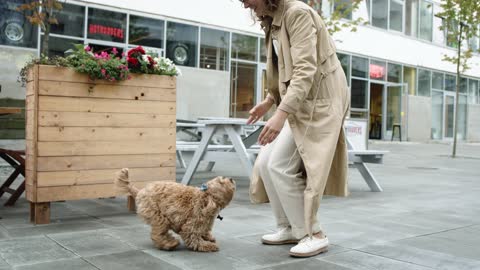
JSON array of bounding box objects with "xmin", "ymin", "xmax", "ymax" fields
[{"xmin": 114, "ymin": 168, "xmax": 235, "ymax": 252}]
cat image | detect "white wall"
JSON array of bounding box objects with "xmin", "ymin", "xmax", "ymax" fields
[
  {"xmin": 407, "ymin": 95, "xmax": 432, "ymax": 141},
  {"xmin": 176, "ymin": 67, "xmax": 230, "ymax": 121},
  {"xmin": 467, "ymin": 104, "xmax": 480, "ymax": 142}
]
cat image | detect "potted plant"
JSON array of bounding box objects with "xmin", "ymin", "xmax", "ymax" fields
[{"xmin": 23, "ymin": 45, "xmax": 180, "ymax": 224}]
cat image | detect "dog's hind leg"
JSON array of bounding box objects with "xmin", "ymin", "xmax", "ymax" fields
[{"xmin": 151, "ymin": 224, "xmax": 179, "ymax": 251}]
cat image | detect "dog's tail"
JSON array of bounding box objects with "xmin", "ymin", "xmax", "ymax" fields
[{"xmin": 114, "ymin": 168, "xmax": 140, "ymax": 198}]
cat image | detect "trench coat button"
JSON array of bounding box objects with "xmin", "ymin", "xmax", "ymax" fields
[{"xmin": 281, "ymin": 89, "xmax": 286, "ymax": 95}]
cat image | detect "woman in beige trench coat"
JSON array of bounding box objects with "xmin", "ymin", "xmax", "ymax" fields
[{"xmin": 241, "ymin": 0, "xmax": 350, "ymax": 258}]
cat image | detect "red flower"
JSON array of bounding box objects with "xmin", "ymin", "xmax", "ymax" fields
[
  {"xmin": 127, "ymin": 57, "xmax": 139, "ymax": 67},
  {"xmin": 127, "ymin": 46, "xmax": 145, "ymax": 57},
  {"xmin": 147, "ymin": 56, "xmax": 155, "ymax": 68}
]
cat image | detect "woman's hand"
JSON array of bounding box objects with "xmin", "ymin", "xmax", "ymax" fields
[
  {"xmin": 258, "ymin": 110, "xmax": 288, "ymax": 145},
  {"xmin": 246, "ymin": 99, "xmax": 273, "ymax": 125}
]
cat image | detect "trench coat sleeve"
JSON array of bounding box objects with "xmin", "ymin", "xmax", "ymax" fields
[{"xmin": 277, "ymin": 8, "xmax": 318, "ymax": 115}]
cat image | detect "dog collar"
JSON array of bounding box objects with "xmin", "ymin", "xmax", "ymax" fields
[{"xmin": 200, "ymin": 183, "xmax": 208, "ymax": 191}]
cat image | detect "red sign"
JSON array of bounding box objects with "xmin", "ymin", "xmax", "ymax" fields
[
  {"xmin": 89, "ymin": 24, "xmax": 124, "ymax": 39},
  {"xmin": 370, "ymin": 64, "xmax": 385, "ymax": 79}
]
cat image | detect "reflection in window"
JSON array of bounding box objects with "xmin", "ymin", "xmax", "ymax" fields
[
  {"xmin": 445, "ymin": 74, "xmax": 456, "ymax": 91},
  {"xmin": 468, "ymin": 79, "xmax": 478, "ymax": 104},
  {"xmin": 389, "ymin": 0, "xmax": 404, "ymax": 32},
  {"xmin": 418, "ymin": 0, "xmax": 433, "ymax": 41},
  {"xmin": 41, "ymin": 36, "xmax": 80, "ymax": 57},
  {"xmin": 431, "ymin": 90, "xmax": 443, "ymax": 139},
  {"xmin": 372, "ymin": 0, "xmax": 388, "ymax": 29},
  {"xmin": 351, "ymin": 79, "xmax": 368, "ymax": 109},
  {"xmin": 405, "ymin": 0, "xmax": 419, "ymax": 37},
  {"xmin": 337, "ymin": 53, "xmax": 350, "ymax": 85},
  {"xmin": 432, "ymin": 72, "xmax": 444, "ymax": 90},
  {"xmin": 370, "ymin": 60, "xmax": 386, "ymax": 81},
  {"xmin": 129, "ymin": 15, "xmax": 164, "ymax": 48},
  {"xmin": 352, "ymin": 56, "xmax": 368, "ymax": 78},
  {"xmin": 49, "ymin": 3, "xmax": 85, "ymax": 37},
  {"xmin": 432, "ymin": 4, "xmax": 446, "ymax": 45},
  {"xmin": 387, "ymin": 63, "xmax": 402, "ymax": 83},
  {"xmin": 200, "ymin": 28, "xmax": 229, "ymax": 71},
  {"xmin": 87, "ymin": 8, "xmax": 126, "ymax": 43},
  {"xmin": 166, "ymin": 22, "xmax": 198, "ymax": 67},
  {"xmin": 403, "ymin": 66, "xmax": 417, "ymax": 95},
  {"xmin": 457, "ymin": 95, "xmax": 467, "ymax": 140},
  {"xmin": 460, "ymin": 77, "xmax": 468, "ymax": 94},
  {"xmin": 260, "ymin": 38, "xmax": 266, "ymax": 63},
  {"xmin": 417, "ymin": 69, "xmax": 431, "ymax": 97},
  {"xmin": 231, "ymin": 33, "xmax": 257, "ymax": 61},
  {"xmin": 0, "ymin": 0, "xmax": 38, "ymax": 48}
]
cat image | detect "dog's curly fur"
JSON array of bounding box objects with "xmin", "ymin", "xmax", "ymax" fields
[{"xmin": 115, "ymin": 168, "xmax": 235, "ymax": 252}]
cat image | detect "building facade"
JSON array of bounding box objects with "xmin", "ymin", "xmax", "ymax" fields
[{"xmin": 1, "ymin": 0, "xmax": 479, "ymax": 141}]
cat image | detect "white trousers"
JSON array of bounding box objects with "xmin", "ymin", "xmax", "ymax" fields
[{"xmin": 256, "ymin": 122, "xmax": 322, "ymax": 239}]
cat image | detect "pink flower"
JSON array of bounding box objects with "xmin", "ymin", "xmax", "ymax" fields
[
  {"xmin": 112, "ymin": 47, "xmax": 118, "ymax": 54},
  {"xmin": 84, "ymin": 46, "xmax": 91, "ymax": 52},
  {"xmin": 101, "ymin": 69, "xmax": 106, "ymax": 75}
]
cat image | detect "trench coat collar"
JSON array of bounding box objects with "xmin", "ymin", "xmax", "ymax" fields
[{"xmin": 272, "ymin": 0, "xmax": 289, "ymax": 27}]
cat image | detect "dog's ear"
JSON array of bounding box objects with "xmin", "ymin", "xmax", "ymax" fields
[{"xmin": 202, "ymin": 196, "xmax": 218, "ymax": 217}]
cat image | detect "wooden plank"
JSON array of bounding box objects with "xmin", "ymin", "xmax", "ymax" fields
[
  {"xmin": 36, "ymin": 154, "xmax": 175, "ymax": 172},
  {"xmin": 37, "ymin": 167, "xmax": 175, "ymax": 187},
  {"xmin": 26, "ymin": 183, "xmax": 35, "ymax": 201},
  {"xmin": 38, "ymin": 96, "xmax": 175, "ymax": 115},
  {"xmin": 39, "ymin": 81, "xmax": 175, "ymax": 101},
  {"xmin": 38, "ymin": 111, "xmax": 175, "ymax": 128},
  {"xmin": 26, "ymin": 95, "xmax": 35, "ymax": 111},
  {"xmin": 37, "ymin": 140, "xmax": 175, "ymax": 156},
  {"xmin": 38, "ymin": 127, "xmax": 175, "ymax": 142},
  {"xmin": 26, "ymin": 110, "xmax": 34, "ymax": 140},
  {"xmin": 26, "ymin": 66, "xmax": 38, "ymax": 83},
  {"xmin": 25, "ymin": 169, "xmax": 35, "ymax": 186},
  {"xmin": 26, "ymin": 140, "xmax": 35, "ymax": 158},
  {"xmin": 30, "ymin": 202, "xmax": 50, "ymax": 224},
  {"xmin": 38, "ymin": 65, "xmax": 176, "ymax": 88},
  {"xmin": 35, "ymin": 181, "xmax": 171, "ymax": 202},
  {"xmin": 26, "ymin": 80, "xmax": 35, "ymax": 96}
]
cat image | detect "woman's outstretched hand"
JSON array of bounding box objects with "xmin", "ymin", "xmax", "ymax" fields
[
  {"xmin": 246, "ymin": 99, "xmax": 273, "ymax": 125},
  {"xmin": 258, "ymin": 110, "xmax": 288, "ymax": 145}
]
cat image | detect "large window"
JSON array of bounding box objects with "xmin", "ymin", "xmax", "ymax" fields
[
  {"xmin": 337, "ymin": 53, "xmax": 350, "ymax": 85},
  {"xmin": 50, "ymin": 3, "xmax": 85, "ymax": 38},
  {"xmin": 231, "ymin": 33, "xmax": 257, "ymax": 61},
  {"xmin": 389, "ymin": 0, "xmax": 404, "ymax": 32},
  {"xmin": 417, "ymin": 69, "xmax": 431, "ymax": 97},
  {"xmin": 41, "ymin": 36, "xmax": 80, "ymax": 57},
  {"xmin": 87, "ymin": 8, "xmax": 127, "ymax": 43},
  {"xmin": 432, "ymin": 72, "xmax": 444, "ymax": 90},
  {"xmin": 418, "ymin": 0, "xmax": 433, "ymax": 41},
  {"xmin": 259, "ymin": 38, "xmax": 266, "ymax": 63},
  {"xmin": 0, "ymin": 0, "xmax": 38, "ymax": 48},
  {"xmin": 468, "ymin": 79, "xmax": 478, "ymax": 104},
  {"xmin": 166, "ymin": 22, "xmax": 198, "ymax": 67},
  {"xmin": 432, "ymin": 4, "xmax": 446, "ymax": 45},
  {"xmin": 370, "ymin": 60, "xmax": 386, "ymax": 81},
  {"xmin": 371, "ymin": 0, "xmax": 388, "ymax": 29},
  {"xmin": 405, "ymin": 0, "xmax": 419, "ymax": 37},
  {"xmin": 387, "ymin": 63, "xmax": 402, "ymax": 83},
  {"xmin": 351, "ymin": 56, "xmax": 369, "ymax": 113},
  {"xmin": 445, "ymin": 74, "xmax": 456, "ymax": 91},
  {"xmin": 403, "ymin": 66, "xmax": 417, "ymax": 95},
  {"xmin": 200, "ymin": 28, "xmax": 229, "ymax": 71},
  {"xmin": 129, "ymin": 15, "xmax": 164, "ymax": 49}
]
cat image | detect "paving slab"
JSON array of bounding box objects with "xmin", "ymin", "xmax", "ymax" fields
[{"xmin": 85, "ymin": 250, "xmax": 182, "ymax": 270}]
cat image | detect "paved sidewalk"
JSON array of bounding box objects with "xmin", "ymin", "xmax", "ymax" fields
[{"xmin": 0, "ymin": 140, "xmax": 479, "ymax": 270}]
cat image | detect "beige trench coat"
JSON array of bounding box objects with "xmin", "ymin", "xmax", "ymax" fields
[{"xmin": 249, "ymin": 0, "xmax": 350, "ymax": 236}]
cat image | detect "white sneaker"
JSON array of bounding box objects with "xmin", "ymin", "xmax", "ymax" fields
[
  {"xmin": 261, "ymin": 227, "xmax": 299, "ymax": 245},
  {"xmin": 289, "ymin": 235, "xmax": 329, "ymax": 257}
]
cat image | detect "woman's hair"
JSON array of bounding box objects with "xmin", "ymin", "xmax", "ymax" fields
[{"xmin": 249, "ymin": 0, "xmax": 281, "ymax": 25}]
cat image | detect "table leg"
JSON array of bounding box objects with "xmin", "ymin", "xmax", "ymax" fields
[
  {"xmin": 224, "ymin": 125, "xmax": 254, "ymax": 179},
  {"xmin": 181, "ymin": 126, "xmax": 217, "ymax": 185}
]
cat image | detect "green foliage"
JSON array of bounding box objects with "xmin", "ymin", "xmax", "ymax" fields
[{"xmin": 436, "ymin": 0, "xmax": 480, "ymax": 72}]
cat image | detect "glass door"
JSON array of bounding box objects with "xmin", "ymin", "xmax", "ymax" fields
[
  {"xmin": 385, "ymin": 83, "xmax": 404, "ymax": 140},
  {"xmin": 230, "ymin": 61, "xmax": 257, "ymax": 118},
  {"xmin": 431, "ymin": 90, "xmax": 443, "ymax": 139},
  {"xmin": 443, "ymin": 92, "xmax": 455, "ymax": 139}
]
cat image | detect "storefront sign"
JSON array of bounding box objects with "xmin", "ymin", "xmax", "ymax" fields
[
  {"xmin": 345, "ymin": 119, "xmax": 367, "ymax": 150},
  {"xmin": 88, "ymin": 24, "xmax": 124, "ymax": 39},
  {"xmin": 369, "ymin": 64, "xmax": 385, "ymax": 79}
]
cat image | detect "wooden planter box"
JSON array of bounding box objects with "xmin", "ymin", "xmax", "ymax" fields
[{"xmin": 25, "ymin": 65, "xmax": 176, "ymax": 224}]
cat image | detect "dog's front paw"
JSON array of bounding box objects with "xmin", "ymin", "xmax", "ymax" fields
[
  {"xmin": 154, "ymin": 239, "xmax": 180, "ymax": 251},
  {"xmin": 197, "ymin": 242, "xmax": 219, "ymax": 252},
  {"xmin": 203, "ymin": 233, "xmax": 216, "ymax": 243}
]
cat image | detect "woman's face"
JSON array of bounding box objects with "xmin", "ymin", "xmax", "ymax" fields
[{"xmin": 241, "ymin": 0, "xmax": 268, "ymax": 16}]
